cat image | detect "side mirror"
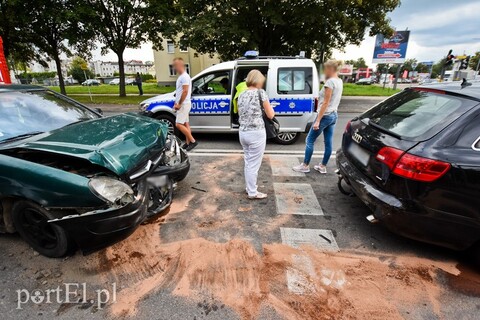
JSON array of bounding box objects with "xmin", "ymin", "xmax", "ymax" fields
[
  {"xmin": 207, "ymin": 86, "xmax": 214, "ymax": 93},
  {"xmin": 95, "ymin": 108, "xmax": 103, "ymax": 115}
]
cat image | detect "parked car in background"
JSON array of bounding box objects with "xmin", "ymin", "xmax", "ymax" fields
[
  {"xmin": 336, "ymin": 81, "xmax": 480, "ymax": 259},
  {"xmin": 109, "ymin": 78, "xmax": 120, "ymax": 85},
  {"xmin": 356, "ymin": 77, "xmax": 374, "ymax": 85},
  {"xmin": 82, "ymin": 79, "xmax": 100, "ymax": 86},
  {"xmin": 125, "ymin": 78, "xmax": 137, "ymax": 86},
  {"xmin": 0, "ymin": 85, "xmax": 190, "ymax": 257}
]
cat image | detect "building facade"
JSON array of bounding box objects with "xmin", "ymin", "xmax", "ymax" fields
[
  {"xmin": 91, "ymin": 60, "xmax": 154, "ymax": 77},
  {"xmin": 153, "ymin": 39, "xmax": 221, "ymax": 85}
]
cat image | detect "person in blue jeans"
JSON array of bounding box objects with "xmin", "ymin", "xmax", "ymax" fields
[{"xmin": 293, "ymin": 59, "xmax": 343, "ymax": 174}]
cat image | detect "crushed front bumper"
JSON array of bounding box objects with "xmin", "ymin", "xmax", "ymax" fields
[{"xmin": 49, "ymin": 179, "xmax": 171, "ymax": 255}]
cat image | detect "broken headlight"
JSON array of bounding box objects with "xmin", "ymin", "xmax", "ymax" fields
[
  {"xmin": 162, "ymin": 135, "xmax": 182, "ymax": 166},
  {"xmin": 89, "ymin": 176, "xmax": 134, "ymax": 205}
]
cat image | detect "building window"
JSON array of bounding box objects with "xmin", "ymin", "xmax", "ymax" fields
[
  {"xmin": 179, "ymin": 36, "xmax": 188, "ymax": 52},
  {"xmin": 167, "ymin": 40, "xmax": 175, "ymax": 54},
  {"xmin": 169, "ymin": 64, "xmax": 190, "ymax": 76}
]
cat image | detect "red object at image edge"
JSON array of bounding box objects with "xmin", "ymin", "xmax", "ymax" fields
[{"xmin": 0, "ymin": 36, "xmax": 12, "ymax": 84}]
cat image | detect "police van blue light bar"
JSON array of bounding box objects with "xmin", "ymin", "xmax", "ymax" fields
[{"xmin": 244, "ymin": 50, "xmax": 259, "ymax": 59}]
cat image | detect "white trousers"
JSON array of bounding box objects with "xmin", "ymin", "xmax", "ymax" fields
[{"xmin": 239, "ymin": 130, "xmax": 266, "ymax": 197}]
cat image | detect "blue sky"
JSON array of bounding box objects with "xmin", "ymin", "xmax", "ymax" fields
[{"xmin": 94, "ymin": 0, "xmax": 480, "ymax": 65}]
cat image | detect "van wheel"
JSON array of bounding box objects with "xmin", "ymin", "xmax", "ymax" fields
[
  {"xmin": 274, "ymin": 132, "xmax": 300, "ymax": 145},
  {"xmin": 153, "ymin": 113, "xmax": 179, "ymax": 137},
  {"xmin": 12, "ymin": 201, "xmax": 71, "ymax": 258}
]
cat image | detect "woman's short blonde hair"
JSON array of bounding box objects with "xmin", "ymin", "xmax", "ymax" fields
[
  {"xmin": 246, "ymin": 69, "xmax": 265, "ymax": 87},
  {"xmin": 324, "ymin": 59, "xmax": 343, "ymax": 71}
]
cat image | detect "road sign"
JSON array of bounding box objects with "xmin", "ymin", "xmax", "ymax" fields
[
  {"xmin": 372, "ymin": 31, "xmax": 410, "ymax": 64},
  {"xmin": 0, "ymin": 36, "xmax": 12, "ymax": 84}
]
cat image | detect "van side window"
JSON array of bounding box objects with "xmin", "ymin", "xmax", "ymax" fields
[
  {"xmin": 192, "ymin": 71, "xmax": 231, "ymax": 95},
  {"xmin": 277, "ymin": 67, "xmax": 313, "ymax": 94}
]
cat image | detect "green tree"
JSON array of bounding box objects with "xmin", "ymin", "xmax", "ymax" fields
[
  {"xmin": 68, "ymin": 56, "xmax": 94, "ymax": 83},
  {"xmin": 431, "ymin": 59, "xmax": 447, "ymax": 79},
  {"xmin": 469, "ymin": 52, "xmax": 480, "ymax": 73},
  {"xmin": 170, "ymin": 0, "xmax": 400, "ymax": 61},
  {"xmin": 80, "ymin": 0, "xmax": 174, "ymax": 97},
  {"xmin": 0, "ymin": 0, "xmax": 43, "ymax": 69},
  {"xmin": 344, "ymin": 58, "xmax": 368, "ymax": 69},
  {"xmin": 22, "ymin": 0, "xmax": 95, "ymax": 94}
]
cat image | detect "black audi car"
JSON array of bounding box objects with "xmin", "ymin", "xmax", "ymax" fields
[{"xmin": 336, "ymin": 80, "xmax": 480, "ymax": 257}]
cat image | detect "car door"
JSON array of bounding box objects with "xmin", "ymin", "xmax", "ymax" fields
[{"xmin": 189, "ymin": 70, "xmax": 232, "ymax": 132}]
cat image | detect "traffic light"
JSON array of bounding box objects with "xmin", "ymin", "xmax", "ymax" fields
[
  {"xmin": 445, "ymin": 50, "xmax": 455, "ymax": 66},
  {"xmin": 459, "ymin": 56, "xmax": 470, "ymax": 70}
]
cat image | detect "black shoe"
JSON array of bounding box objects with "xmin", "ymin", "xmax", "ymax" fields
[
  {"xmin": 181, "ymin": 142, "xmax": 188, "ymax": 149},
  {"xmin": 185, "ymin": 141, "xmax": 198, "ymax": 151}
]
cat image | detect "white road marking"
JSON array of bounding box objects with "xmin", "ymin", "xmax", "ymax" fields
[
  {"xmin": 281, "ymin": 228, "xmax": 340, "ymax": 294},
  {"xmin": 189, "ymin": 153, "xmax": 336, "ymax": 158},
  {"xmin": 280, "ymin": 228, "xmax": 339, "ymax": 252},
  {"xmin": 268, "ymin": 156, "xmax": 305, "ymax": 177},
  {"xmin": 192, "ymin": 149, "xmax": 337, "ymax": 155},
  {"xmin": 273, "ymin": 183, "xmax": 323, "ymax": 216}
]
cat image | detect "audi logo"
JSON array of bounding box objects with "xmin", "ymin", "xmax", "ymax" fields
[{"xmin": 352, "ymin": 132, "xmax": 363, "ymax": 144}]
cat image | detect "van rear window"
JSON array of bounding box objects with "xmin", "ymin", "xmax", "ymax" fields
[{"xmin": 361, "ymin": 89, "xmax": 477, "ymax": 141}]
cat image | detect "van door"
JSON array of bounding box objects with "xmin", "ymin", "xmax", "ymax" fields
[
  {"xmin": 231, "ymin": 63, "xmax": 270, "ymax": 128},
  {"xmin": 189, "ymin": 70, "xmax": 232, "ymax": 132}
]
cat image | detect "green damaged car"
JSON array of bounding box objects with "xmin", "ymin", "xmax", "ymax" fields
[{"xmin": 0, "ymin": 85, "xmax": 190, "ymax": 257}]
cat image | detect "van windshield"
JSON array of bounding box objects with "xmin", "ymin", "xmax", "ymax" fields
[{"xmin": 361, "ymin": 89, "xmax": 477, "ymax": 141}]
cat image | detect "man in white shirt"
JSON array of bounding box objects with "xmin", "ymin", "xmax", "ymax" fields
[{"xmin": 173, "ymin": 57, "xmax": 197, "ymax": 151}]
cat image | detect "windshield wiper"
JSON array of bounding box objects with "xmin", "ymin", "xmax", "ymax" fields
[
  {"xmin": 0, "ymin": 131, "xmax": 44, "ymax": 144},
  {"xmin": 362, "ymin": 118, "xmax": 402, "ymax": 140}
]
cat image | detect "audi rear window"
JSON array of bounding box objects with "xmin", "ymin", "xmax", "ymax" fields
[{"xmin": 361, "ymin": 89, "xmax": 478, "ymax": 141}]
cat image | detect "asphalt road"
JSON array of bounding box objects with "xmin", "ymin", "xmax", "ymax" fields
[{"xmin": 1, "ymin": 96, "xmax": 479, "ymax": 319}]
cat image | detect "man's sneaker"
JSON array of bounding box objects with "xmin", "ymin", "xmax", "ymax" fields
[
  {"xmin": 185, "ymin": 141, "xmax": 198, "ymax": 151},
  {"xmin": 248, "ymin": 192, "xmax": 267, "ymax": 200},
  {"xmin": 314, "ymin": 164, "xmax": 327, "ymax": 174},
  {"xmin": 292, "ymin": 164, "xmax": 310, "ymax": 173}
]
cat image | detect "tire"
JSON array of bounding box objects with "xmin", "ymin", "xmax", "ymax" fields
[
  {"xmin": 274, "ymin": 132, "xmax": 301, "ymax": 145},
  {"xmin": 153, "ymin": 113, "xmax": 179, "ymax": 137},
  {"xmin": 12, "ymin": 201, "xmax": 71, "ymax": 258}
]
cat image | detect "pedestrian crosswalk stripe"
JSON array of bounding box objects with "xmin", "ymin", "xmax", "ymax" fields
[
  {"xmin": 273, "ymin": 183, "xmax": 323, "ymax": 216},
  {"xmin": 268, "ymin": 155, "xmax": 305, "ymax": 177},
  {"xmin": 280, "ymin": 227, "xmax": 339, "ymax": 252}
]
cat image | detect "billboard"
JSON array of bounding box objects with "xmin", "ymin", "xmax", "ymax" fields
[
  {"xmin": 338, "ymin": 64, "xmax": 353, "ymax": 76},
  {"xmin": 0, "ymin": 36, "xmax": 12, "ymax": 84},
  {"xmin": 372, "ymin": 31, "xmax": 410, "ymax": 64}
]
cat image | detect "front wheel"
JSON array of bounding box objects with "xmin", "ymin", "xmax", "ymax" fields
[
  {"xmin": 153, "ymin": 113, "xmax": 179, "ymax": 137},
  {"xmin": 12, "ymin": 201, "xmax": 71, "ymax": 258},
  {"xmin": 274, "ymin": 132, "xmax": 301, "ymax": 145}
]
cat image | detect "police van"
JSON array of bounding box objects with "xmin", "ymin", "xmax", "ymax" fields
[{"xmin": 139, "ymin": 54, "xmax": 319, "ymax": 144}]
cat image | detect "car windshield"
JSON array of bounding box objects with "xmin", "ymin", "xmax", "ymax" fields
[
  {"xmin": 0, "ymin": 90, "xmax": 99, "ymax": 142},
  {"xmin": 361, "ymin": 89, "xmax": 478, "ymax": 141}
]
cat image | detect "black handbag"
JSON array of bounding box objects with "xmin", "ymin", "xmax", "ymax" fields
[{"xmin": 258, "ymin": 90, "xmax": 280, "ymax": 139}]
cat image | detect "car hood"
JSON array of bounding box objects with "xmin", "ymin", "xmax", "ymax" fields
[{"xmin": 12, "ymin": 113, "xmax": 167, "ymax": 176}]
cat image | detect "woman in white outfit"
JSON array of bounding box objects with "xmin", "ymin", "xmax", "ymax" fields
[{"xmin": 238, "ymin": 70, "xmax": 275, "ymax": 200}]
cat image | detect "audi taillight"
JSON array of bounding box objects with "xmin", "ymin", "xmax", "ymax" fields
[
  {"xmin": 376, "ymin": 147, "xmax": 450, "ymax": 182},
  {"xmin": 344, "ymin": 120, "xmax": 351, "ymax": 134}
]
